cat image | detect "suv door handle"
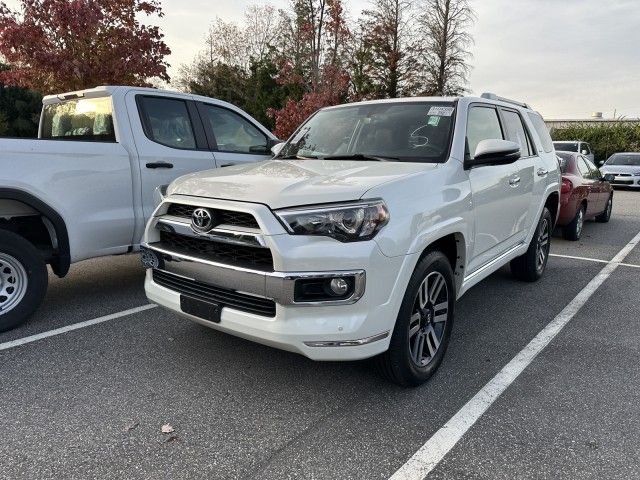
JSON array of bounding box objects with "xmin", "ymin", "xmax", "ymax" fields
[
  {"xmin": 509, "ymin": 176, "xmax": 521, "ymax": 187},
  {"xmin": 537, "ymin": 168, "xmax": 548, "ymax": 177},
  {"xmin": 146, "ymin": 162, "xmax": 174, "ymax": 169}
]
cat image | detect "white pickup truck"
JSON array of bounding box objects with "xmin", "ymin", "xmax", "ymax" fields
[
  {"xmin": 0, "ymin": 85, "xmax": 279, "ymax": 331},
  {"xmin": 142, "ymin": 93, "xmax": 561, "ymax": 386}
]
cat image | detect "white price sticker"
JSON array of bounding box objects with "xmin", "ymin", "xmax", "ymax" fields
[{"xmin": 427, "ymin": 106, "xmax": 455, "ymax": 117}]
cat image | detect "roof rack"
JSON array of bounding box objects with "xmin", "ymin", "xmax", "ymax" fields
[{"xmin": 481, "ymin": 92, "xmax": 531, "ymax": 110}]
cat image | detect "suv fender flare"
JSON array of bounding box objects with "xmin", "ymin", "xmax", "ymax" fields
[{"xmin": 0, "ymin": 188, "xmax": 70, "ymax": 277}]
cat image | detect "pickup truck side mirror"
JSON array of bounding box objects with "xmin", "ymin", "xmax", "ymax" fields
[
  {"xmin": 602, "ymin": 173, "xmax": 615, "ymax": 183},
  {"xmin": 271, "ymin": 142, "xmax": 286, "ymax": 157},
  {"xmin": 598, "ymin": 160, "xmax": 605, "ymax": 167},
  {"xmin": 465, "ymin": 139, "xmax": 521, "ymax": 169},
  {"xmin": 581, "ymin": 150, "xmax": 588, "ymax": 155}
]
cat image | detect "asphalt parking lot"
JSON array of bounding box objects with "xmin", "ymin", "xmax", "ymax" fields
[{"xmin": 1, "ymin": 190, "xmax": 639, "ymax": 480}]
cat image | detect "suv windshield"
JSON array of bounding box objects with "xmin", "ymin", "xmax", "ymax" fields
[
  {"xmin": 606, "ymin": 153, "xmax": 640, "ymax": 166},
  {"xmin": 41, "ymin": 96, "xmax": 115, "ymax": 141},
  {"xmin": 278, "ymin": 101, "xmax": 456, "ymax": 163},
  {"xmin": 553, "ymin": 142, "xmax": 578, "ymax": 152}
]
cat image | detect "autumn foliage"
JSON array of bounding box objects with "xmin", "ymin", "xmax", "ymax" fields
[{"xmin": 0, "ymin": 0, "xmax": 171, "ymax": 93}]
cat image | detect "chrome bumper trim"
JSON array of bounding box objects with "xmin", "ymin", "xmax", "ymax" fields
[
  {"xmin": 142, "ymin": 243, "xmax": 365, "ymax": 306},
  {"xmin": 303, "ymin": 331, "xmax": 390, "ymax": 347}
]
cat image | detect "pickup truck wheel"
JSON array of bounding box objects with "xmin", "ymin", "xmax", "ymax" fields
[
  {"xmin": 510, "ymin": 207, "xmax": 552, "ymax": 282},
  {"xmin": 562, "ymin": 205, "xmax": 585, "ymax": 241},
  {"xmin": 376, "ymin": 251, "xmax": 455, "ymax": 387},
  {"xmin": 595, "ymin": 195, "xmax": 613, "ymax": 223},
  {"xmin": 0, "ymin": 231, "xmax": 48, "ymax": 332}
]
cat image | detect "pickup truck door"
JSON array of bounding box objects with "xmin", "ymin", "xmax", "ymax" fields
[
  {"xmin": 127, "ymin": 93, "xmax": 218, "ymax": 223},
  {"xmin": 466, "ymin": 105, "xmax": 530, "ymax": 273},
  {"xmin": 196, "ymin": 102, "xmax": 275, "ymax": 167}
]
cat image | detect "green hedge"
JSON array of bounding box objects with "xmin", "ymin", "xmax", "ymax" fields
[{"xmin": 551, "ymin": 122, "xmax": 640, "ymax": 162}]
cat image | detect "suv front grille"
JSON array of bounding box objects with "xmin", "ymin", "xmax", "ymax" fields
[
  {"xmin": 153, "ymin": 269, "xmax": 276, "ymax": 317},
  {"xmin": 166, "ymin": 203, "xmax": 259, "ymax": 229},
  {"xmin": 157, "ymin": 231, "xmax": 274, "ymax": 272}
]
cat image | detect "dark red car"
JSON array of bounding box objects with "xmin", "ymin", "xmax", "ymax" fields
[{"xmin": 556, "ymin": 151, "xmax": 613, "ymax": 240}]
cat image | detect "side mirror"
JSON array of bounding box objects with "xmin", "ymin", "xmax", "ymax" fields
[
  {"xmin": 271, "ymin": 142, "xmax": 285, "ymax": 157},
  {"xmin": 603, "ymin": 173, "xmax": 615, "ymax": 183},
  {"xmin": 465, "ymin": 139, "xmax": 521, "ymax": 169},
  {"xmin": 581, "ymin": 150, "xmax": 588, "ymax": 155},
  {"xmin": 598, "ymin": 160, "xmax": 605, "ymax": 167}
]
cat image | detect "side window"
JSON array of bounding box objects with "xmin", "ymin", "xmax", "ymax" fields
[
  {"xmin": 577, "ymin": 156, "xmax": 591, "ymax": 177},
  {"xmin": 138, "ymin": 96, "xmax": 197, "ymax": 149},
  {"xmin": 584, "ymin": 157, "xmax": 600, "ymax": 178},
  {"xmin": 501, "ymin": 109, "xmax": 533, "ymax": 157},
  {"xmin": 527, "ymin": 112, "xmax": 554, "ymax": 153},
  {"xmin": 466, "ymin": 106, "xmax": 503, "ymax": 158},
  {"xmin": 581, "ymin": 143, "xmax": 591, "ymax": 155},
  {"xmin": 201, "ymin": 104, "xmax": 268, "ymax": 154}
]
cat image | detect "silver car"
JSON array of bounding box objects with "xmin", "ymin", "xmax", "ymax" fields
[{"xmin": 600, "ymin": 152, "xmax": 640, "ymax": 188}]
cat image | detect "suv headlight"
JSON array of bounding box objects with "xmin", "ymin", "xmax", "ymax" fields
[{"xmin": 275, "ymin": 200, "xmax": 390, "ymax": 242}]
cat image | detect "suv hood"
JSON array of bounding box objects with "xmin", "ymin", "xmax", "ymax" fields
[
  {"xmin": 168, "ymin": 159, "xmax": 437, "ymax": 209},
  {"xmin": 601, "ymin": 164, "xmax": 640, "ymax": 173}
]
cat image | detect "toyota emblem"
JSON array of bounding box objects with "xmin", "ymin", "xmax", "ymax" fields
[{"xmin": 191, "ymin": 208, "xmax": 214, "ymax": 233}]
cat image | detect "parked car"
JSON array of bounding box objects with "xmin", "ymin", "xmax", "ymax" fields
[
  {"xmin": 600, "ymin": 152, "xmax": 640, "ymax": 188},
  {"xmin": 556, "ymin": 151, "xmax": 613, "ymax": 240},
  {"xmin": 0, "ymin": 85, "xmax": 279, "ymax": 332},
  {"xmin": 141, "ymin": 93, "xmax": 561, "ymax": 386},
  {"xmin": 553, "ymin": 140, "xmax": 595, "ymax": 163}
]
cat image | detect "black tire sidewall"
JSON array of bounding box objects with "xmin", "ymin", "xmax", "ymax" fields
[
  {"xmin": 564, "ymin": 205, "xmax": 585, "ymax": 241},
  {"xmin": 387, "ymin": 251, "xmax": 455, "ymax": 386},
  {"xmin": 0, "ymin": 231, "xmax": 48, "ymax": 332}
]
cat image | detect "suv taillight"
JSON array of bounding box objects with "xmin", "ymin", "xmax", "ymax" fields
[{"xmin": 561, "ymin": 179, "xmax": 573, "ymax": 194}]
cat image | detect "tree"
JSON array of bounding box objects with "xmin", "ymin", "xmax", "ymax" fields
[
  {"xmin": 360, "ymin": 0, "xmax": 420, "ymax": 99},
  {"xmin": 0, "ymin": 63, "xmax": 42, "ymax": 137},
  {"xmin": 0, "ymin": 0, "xmax": 171, "ymax": 93},
  {"xmin": 418, "ymin": 0, "xmax": 475, "ymax": 96}
]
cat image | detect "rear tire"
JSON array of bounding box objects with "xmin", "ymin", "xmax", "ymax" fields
[
  {"xmin": 0, "ymin": 230, "xmax": 48, "ymax": 332},
  {"xmin": 376, "ymin": 251, "xmax": 455, "ymax": 387},
  {"xmin": 596, "ymin": 195, "xmax": 613, "ymax": 223},
  {"xmin": 562, "ymin": 205, "xmax": 585, "ymax": 241},
  {"xmin": 511, "ymin": 208, "xmax": 552, "ymax": 282}
]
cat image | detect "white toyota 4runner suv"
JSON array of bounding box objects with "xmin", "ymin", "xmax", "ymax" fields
[{"xmin": 142, "ymin": 93, "xmax": 560, "ymax": 386}]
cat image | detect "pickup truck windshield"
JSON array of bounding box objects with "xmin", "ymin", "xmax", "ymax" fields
[
  {"xmin": 553, "ymin": 142, "xmax": 579, "ymax": 152},
  {"xmin": 278, "ymin": 101, "xmax": 456, "ymax": 163},
  {"xmin": 41, "ymin": 97, "xmax": 116, "ymax": 142}
]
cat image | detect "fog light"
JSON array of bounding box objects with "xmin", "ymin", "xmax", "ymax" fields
[
  {"xmin": 141, "ymin": 248, "xmax": 161, "ymax": 269},
  {"xmin": 329, "ymin": 277, "xmax": 349, "ymax": 296}
]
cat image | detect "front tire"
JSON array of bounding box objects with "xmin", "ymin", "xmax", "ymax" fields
[
  {"xmin": 511, "ymin": 207, "xmax": 552, "ymax": 282},
  {"xmin": 377, "ymin": 251, "xmax": 455, "ymax": 387},
  {"xmin": 0, "ymin": 230, "xmax": 48, "ymax": 332},
  {"xmin": 596, "ymin": 195, "xmax": 613, "ymax": 223}
]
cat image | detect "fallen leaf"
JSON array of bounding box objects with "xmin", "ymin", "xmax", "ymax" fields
[
  {"xmin": 161, "ymin": 424, "xmax": 174, "ymax": 434},
  {"xmin": 123, "ymin": 421, "xmax": 139, "ymax": 432}
]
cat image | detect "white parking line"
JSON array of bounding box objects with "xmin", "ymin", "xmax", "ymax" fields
[
  {"xmin": 389, "ymin": 229, "xmax": 640, "ymax": 480},
  {"xmin": 0, "ymin": 304, "xmax": 157, "ymax": 352},
  {"xmin": 551, "ymin": 253, "xmax": 640, "ymax": 268}
]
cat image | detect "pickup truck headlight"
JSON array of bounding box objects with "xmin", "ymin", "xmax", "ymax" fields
[{"xmin": 275, "ymin": 200, "xmax": 390, "ymax": 242}]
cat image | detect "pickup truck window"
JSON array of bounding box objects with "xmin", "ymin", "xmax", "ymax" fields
[
  {"xmin": 138, "ymin": 97, "xmax": 197, "ymax": 150},
  {"xmin": 278, "ymin": 101, "xmax": 456, "ymax": 163},
  {"xmin": 41, "ymin": 97, "xmax": 115, "ymax": 142},
  {"xmin": 466, "ymin": 106, "xmax": 503, "ymax": 157},
  {"xmin": 200, "ymin": 104, "xmax": 269, "ymax": 154},
  {"xmin": 501, "ymin": 109, "xmax": 533, "ymax": 157}
]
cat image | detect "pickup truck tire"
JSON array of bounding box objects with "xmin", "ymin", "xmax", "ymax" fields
[
  {"xmin": 510, "ymin": 207, "xmax": 552, "ymax": 282},
  {"xmin": 562, "ymin": 205, "xmax": 585, "ymax": 241},
  {"xmin": 595, "ymin": 195, "xmax": 613, "ymax": 223},
  {"xmin": 0, "ymin": 230, "xmax": 48, "ymax": 332},
  {"xmin": 376, "ymin": 251, "xmax": 455, "ymax": 387}
]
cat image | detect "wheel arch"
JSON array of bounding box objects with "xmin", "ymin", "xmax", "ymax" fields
[
  {"xmin": 0, "ymin": 188, "xmax": 70, "ymax": 277},
  {"xmin": 545, "ymin": 191, "xmax": 560, "ymax": 227},
  {"xmin": 417, "ymin": 232, "xmax": 466, "ymax": 294}
]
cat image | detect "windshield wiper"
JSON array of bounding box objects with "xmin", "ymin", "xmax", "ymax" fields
[
  {"xmin": 322, "ymin": 153, "xmax": 399, "ymax": 162},
  {"xmin": 277, "ymin": 154, "xmax": 319, "ymax": 160}
]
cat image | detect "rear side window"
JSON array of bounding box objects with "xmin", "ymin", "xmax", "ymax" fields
[
  {"xmin": 200, "ymin": 104, "xmax": 269, "ymax": 154},
  {"xmin": 501, "ymin": 109, "xmax": 533, "ymax": 157},
  {"xmin": 527, "ymin": 112, "xmax": 554, "ymax": 153},
  {"xmin": 577, "ymin": 157, "xmax": 591, "ymax": 177},
  {"xmin": 138, "ymin": 97, "xmax": 197, "ymax": 149},
  {"xmin": 467, "ymin": 106, "xmax": 503, "ymax": 158},
  {"xmin": 41, "ymin": 97, "xmax": 115, "ymax": 142}
]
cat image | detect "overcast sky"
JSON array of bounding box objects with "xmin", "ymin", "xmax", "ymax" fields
[{"xmin": 6, "ymin": 0, "xmax": 640, "ymax": 118}]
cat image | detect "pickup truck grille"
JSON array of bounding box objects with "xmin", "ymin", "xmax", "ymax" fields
[
  {"xmin": 166, "ymin": 203, "xmax": 260, "ymax": 229},
  {"xmin": 158, "ymin": 231, "xmax": 274, "ymax": 272},
  {"xmin": 153, "ymin": 269, "xmax": 276, "ymax": 317}
]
